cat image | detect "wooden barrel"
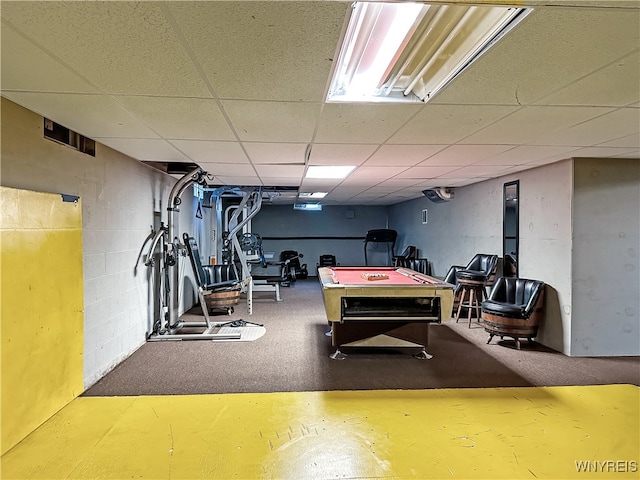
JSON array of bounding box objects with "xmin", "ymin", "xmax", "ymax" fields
[
  {"xmin": 481, "ymin": 290, "xmax": 544, "ymax": 339},
  {"xmin": 205, "ymin": 289, "xmax": 240, "ymax": 309}
]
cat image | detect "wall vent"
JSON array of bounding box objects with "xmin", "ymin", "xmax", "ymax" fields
[{"xmin": 44, "ymin": 118, "xmax": 95, "ymax": 156}]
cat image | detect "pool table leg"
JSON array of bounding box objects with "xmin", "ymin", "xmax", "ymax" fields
[
  {"xmin": 414, "ymin": 349, "xmax": 433, "ymax": 360},
  {"xmin": 329, "ymin": 349, "xmax": 347, "ymax": 360}
]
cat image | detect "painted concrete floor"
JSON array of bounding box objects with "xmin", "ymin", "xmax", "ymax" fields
[{"xmin": 1, "ymin": 385, "xmax": 638, "ymax": 479}]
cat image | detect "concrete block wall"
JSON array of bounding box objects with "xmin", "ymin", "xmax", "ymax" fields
[
  {"xmin": 571, "ymin": 158, "xmax": 639, "ymax": 356},
  {"xmin": 0, "ymin": 98, "xmax": 192, "ymax": 387},
  {"xmin": 388, "ymin": 160, "xmax": 574, "ymax": 354},
  {"xmin": 252, "ymin": 204, "xmax": 390, "ymax": 270}
]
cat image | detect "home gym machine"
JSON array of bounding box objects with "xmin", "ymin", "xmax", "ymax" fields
[
  {"xmin": 144, "ymin": 167, "xmax": 242, "ymax": 341},
  {"xmin": 210, "ymin": 185, "xmax": 288, "ymax": 314}
]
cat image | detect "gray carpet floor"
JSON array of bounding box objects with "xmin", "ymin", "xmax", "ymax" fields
[{"xmin": 84, "ymin": 279, "xmax": 640, "ymax": 396}]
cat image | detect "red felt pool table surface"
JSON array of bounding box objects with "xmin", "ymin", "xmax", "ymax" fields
[{"xmin": 326, "ymin": 266, "xmax": 441, "ymax": 285}]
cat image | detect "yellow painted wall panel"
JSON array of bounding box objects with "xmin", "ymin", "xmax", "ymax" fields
[{"xmin": 1, "ymin": 186, "xmax": 84, "ymax": 455}]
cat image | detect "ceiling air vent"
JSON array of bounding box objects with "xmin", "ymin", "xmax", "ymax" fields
[{"xmin": 44, "ymin": 118, "xmax": 95, "ymax": 156}]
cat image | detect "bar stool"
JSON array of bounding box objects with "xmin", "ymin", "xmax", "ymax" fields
[
  {"xmin": 455, "ymin": 276, "xmax": 488, "ymax": 327},
  {"xmin": 453, "ymin": 254, "xmax": 498, "ymax": 327}
]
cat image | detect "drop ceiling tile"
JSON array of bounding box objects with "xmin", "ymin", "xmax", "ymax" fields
[
  {"xmin": 432, "ymin": 8, "xmax": 640, "ymax": 106},
  {"xmin": 4, "ymin": 92, "xmax": 159, "ymax": 139},
  {"xmin": 364, "ymin": 145, "xmax": 448, "ymax": 166},
  {"xmin": 441, "ymin": 165, "xmax": 513, "ymax": 178},
  {"xmin": 316, "ymin": 104, "xmax": 422, "ymax": 144},
  {"xmin": 299, "ymin": 178, "xmax": 344, "ymax": 190},
  {"xmin": 2, "ymin": 2, "xmax": 210, "ymax": 97},
  {"xmin": 309, "ymin": 144, "xmax": 379, "ymax": 166},
  {"xmin": 199, "ymin": 163, "xmax": 256, "ymax": 177},
  {"xmin": 533, "ymin": 107, "xmax": 640, "ymax": 146},
  {"xmin": 114, "ymin": 96, "xmax": 236, "ymax": 141},
  {"xmin": 611, "ymin": 151, "xmax": 640, "ymax": 159},
  {"xmin": 535, "ymin": 50, "xmax": 640, "ymax": 107},
  {"xmin": 387, "ymin": 105, "xmax": 517, "ymax": 145},
  {"xmin": 0, "ymin": 23, "xmax": 99, "ymax": 94},
  {"xmin": 348, "ymin": 166, "xmax": 409, "ymax": 180},
  {"xmin": 259, "ymin": 178, "xmax": 301, "ymax": 187},
  {"xmin": 377, "ymin": 178, "xmax": 423, "ymax": 187},
  {"xmin": 419, "ymin": 145, "xmax": 514, "ymax": 166},
  {"xmin": 461, "ymin": 106, "xmax": 614, "ymax": 145},
  {"xmin": 243, "ymin": 143, "xmax": 308, "ymax": 165},
  {"xmin": 222, "ymin": 100, "xmax": 319, "ymax": 142},
  {"xmin": 362, "ymin": 186, "xmax": 405, "ymax": 195},
  {"xmin": 565, "ymin": 146, "xmax": 640, "ymax": 158},
  {"xmin": 598, "ymin": 132, "xmax": 640, "ymax": 149},
  {"xmin": 214, "ymin": 176, "xmax": 262, "ymax": 186},
  {"xmin": 254, "ymin": 165, "xmax": 304, "ymax": 178},
  {"xmin": 95, "ymin": 138, "xmax": 191, "ymax": 162},
  {"xmin": 473, "ymin": 145, "xmax": 578, "ymax": 165},
  {"xmin": 395, "ymin": 166, "xmax": 460, "ymax": 179},
  {"xmin": 167, "ymin": 2, "xmax": 347, "ymax": 102},
  {"xmin": 170, "ymin": 140, "xmax": 248, "ymax": 164}
]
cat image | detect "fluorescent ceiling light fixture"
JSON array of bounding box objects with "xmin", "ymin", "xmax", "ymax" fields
[
  {"xmin": 305, "ymin": 165, "xmax": 355, "ymax": 179},
  {"xmin": 294, "ymin": 203, "xmax": 323, "ymax": 211},
  {"xmin": 327, "ymin": 2, "xmax": 531, "ymax": 103},
  {"xmin": 299, "ymin": 192, "xmax": 328, "ymax": 199}
]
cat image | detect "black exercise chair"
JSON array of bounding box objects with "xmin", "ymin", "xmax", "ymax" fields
[
  {"xmin": 183, "ymin": 234, "xmax": 241, "ymax": 318},
  {"xmin": 280, "ymin": 250, "xmax": 308, "ymax": 284}
]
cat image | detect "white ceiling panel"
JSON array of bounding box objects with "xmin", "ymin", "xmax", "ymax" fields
[
  {"xmin": 348, "ymin": 166, "xmax": 409, "ymax": 179},
  {"xmin": 222, "ymin": 100, "xmax": 319, "ymax": 142},
  {"xmin": 395, "ymin": 166, "xmax": 460, "ymax": 179},
  {"xmin": 564, "ymin": 147, "xmax": 640, "ymax": 158},
  {"xmin": 244, "ymin": 143, "xmax": 308, "ymax": 165},
  {"xmin": 377, "ymin": 178, "xmax": 423, "ymax": 187},
  {"xmin": 432, "ymin": 8, "xmax": 640, "ymax": 106},
  {"xmin": 419, "ymin": 145, "xmax": 515, "ymax": 166},
  {"xmin": 387, "ymin": 105, "xmax": 517, "ymax": 145},
  {"xmin": 0, "ymin": 23, "xmax": 99, "ymax": 94},
  {"xmin": 533, "ymin": 108, "xmax": 640, "ymax": 146},
  {"xmin": 4, "ymin": 92, "xmax": 160, "ymax": 139},
  {"xmin": 96, "ymin": 138, "xmax": 191, "ymax": 163},
  {"xmin": 535, "ymin": 50, "xmax": 640, "ymax": 107},
  {"xmin": 598, "ymin": 131, "xmax": 640, "ymax": 148},
  {"xmin": 254, "ymin": 165, "xmax": 304, "ymax": 178},
  {"xmin": 114, "ymin": 96, "xmax": 236, "ymax": 141},
  {"xmin": 170, "ymin": 140, "xmax": 248, "ymax": 164},
  {"xmin": 461, "ymin": 106, "xmax": 615, "ymax": 146},
  {"xmin": 309, "ymin": 144, "xmax": 379, "ymax": 165},
  {"xmin": 364, "ymin": 145, "xmax": 447, "ymax": 166},
  {"xmin": 316, "ymin": 104, "xmax": 422, "ymax": 144},
  {"xmin": 167, "ymin": 2, "xmax": 348, "ymax": 102},
  {"xmin": 201, "ymin": 163, "xmax": 257, "ymax": 177},
  {"xmin": 2, "ymin": 2, "xmax": 210, "ymax": 97},
  {"xmin": 442, "ymin": 164, "xmax": 515, "ymax": 178},
  {"xmin": 214, "ymin": 176, "xmax": 262, "ymax": 186},
  {"xmin": 473, "ymin": 145, "xmax": 577, "ymax": 165},
  {"xmin": 259, "ymin": 178, "xmax": 301, "ymax": 187}
]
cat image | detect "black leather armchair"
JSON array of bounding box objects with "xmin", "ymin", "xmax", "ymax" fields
[
  {"xmin": 184, "ymin": 234, "xmax": 240, "ymax": 316},
  {"xmin": 455, "ymin": 254, "xmax": 498, "ymax": 286},
  {"xmin": 481, "ymin": 277, "xmax": 545, "ymax": 349},
  {"xmin": 393, "ymin": 246, "xmax": 432, "ymax": 275}
]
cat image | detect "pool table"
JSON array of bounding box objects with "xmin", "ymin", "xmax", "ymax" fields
[{"xmin": 318, "ymin": 266, "xmax": 454, "ymax": 359}]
